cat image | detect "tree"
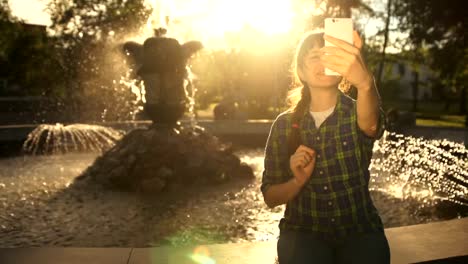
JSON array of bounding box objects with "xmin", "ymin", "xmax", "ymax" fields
[
  {"xmin": 305, "ymin": 0, "xmax": 374, "ymax": 29},
  {"xmin": 0, "ymin": 0, "xmax": 21, "ymax": 85},
  {"xmin": 375, "ymin": 0, "xmax": 392, "ymax": 89},
  {"xmin": 392, "ymin": 0, "xmax": 467, "ymax": 114},
  {"xmin": 0, "ymin": 0, "xmax": 19, "ymax": 52},
  {"xmin": 0, "ymin": 0, "xmax": 64, "ymax": 100},
  {"xmin": 47, "ymin": 0, "xmax": 152, "ymax": 121}
]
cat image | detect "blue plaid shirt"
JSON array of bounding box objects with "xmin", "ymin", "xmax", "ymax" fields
[{"xmin": 261, "ymin": 91, "xmax": 387, "ymax": 242}]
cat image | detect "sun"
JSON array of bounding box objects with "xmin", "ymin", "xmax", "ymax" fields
[
  {"xmin": 200, "ymin": 0, "xmax": 294, "ymax": 36},
  {"xmin": 145, "ymin": 0, "xmax": 298, "ymax": 51}
]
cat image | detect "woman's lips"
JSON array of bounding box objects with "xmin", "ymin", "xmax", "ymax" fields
[
  {"xmin": 315, "ymin": 67, "xmax": 327, "ymax": 75},
  {"xmin": 316, "ymin": 71, "xmax": 339, "ymax": 79},
  {"xmin": 315, "ymin": 71, "xmax": 326, "ymax": 76}
]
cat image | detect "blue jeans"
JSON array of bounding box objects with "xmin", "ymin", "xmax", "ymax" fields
[{"xmin": 277, "ymin": 229, "xmax": 391, "ymax": 264}]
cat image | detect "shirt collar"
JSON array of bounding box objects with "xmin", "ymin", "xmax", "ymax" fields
[{"xmin": 301, "ymin": 90, "xmax": 353, "ymax": 120}]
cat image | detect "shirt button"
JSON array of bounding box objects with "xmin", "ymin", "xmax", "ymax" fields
[
  {"xmin": 331, "ymin": 218, "xmax": 335, "ymax": 222},
  {"xmin": 316, "ymin": 136, "xmax": 320, "ymax": 141},
  {"xmin": 317, "ymin": 154, "xmax": 321, "ymax": 159},
  {"xmin": 328, "ymin": 201, "xmax": 333, "ymax": 206},
  {"xmin": 319, "ymin": 170, "xmax": 324, "ymax": 175},
  {"xmin": 343, "ymin": 141, "xmax": 347, "ymax": 146},
  {"xmin": 323, "ymin": 186, "xmax": 328, "ymax": 190}
]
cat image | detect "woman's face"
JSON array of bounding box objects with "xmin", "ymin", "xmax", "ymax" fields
[{"xmin": 298, "ymin": 45, "xmax": 342, "ymax": 89}]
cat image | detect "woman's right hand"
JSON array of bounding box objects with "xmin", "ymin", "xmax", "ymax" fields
[{"xmin": 289, "ymin": 145, "xmax": 316, "ymax": 187}]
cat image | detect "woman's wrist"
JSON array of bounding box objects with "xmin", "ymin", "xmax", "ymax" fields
[
  {"xmin": 356, "ymin": 74, "xmax": 375, "ymax": 92},
  {"xmin": 283, "ymin": 177, "xmax": 306, "ymax": 204},
  {"xmin": 291, "ymin": 177, "xmax": 304, "ymax": 188}
]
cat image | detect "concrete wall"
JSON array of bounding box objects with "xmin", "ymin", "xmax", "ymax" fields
[{"xmin": 0, "ymin": 120, "xmax": 466, "ymax": 150}]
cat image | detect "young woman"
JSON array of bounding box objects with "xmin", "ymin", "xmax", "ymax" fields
[{"xmin": 261, "ymin": 30, "xmax": 390, "ymax": 264}]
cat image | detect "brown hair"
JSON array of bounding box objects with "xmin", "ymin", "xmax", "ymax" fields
[{"xmin": 286, "ymin": 32, "xmax": 324, "ymax": 156}]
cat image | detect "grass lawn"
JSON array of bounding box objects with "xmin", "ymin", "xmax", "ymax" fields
[
  {"xmin": 192, "ymin": 101, "xmax": 467, "ymax": 128},
  {"xmin": 416, "ymin": 115, "xmax": 466, "ymax": 128}
]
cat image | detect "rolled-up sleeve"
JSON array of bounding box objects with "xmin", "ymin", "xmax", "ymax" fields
[
  {"xmin": 358, "ymin": 106, "xmax": 387, "ymax": 145},
  {"xmin": 260, "ymin": 115, "xmax": 292, "ymax": 197}
]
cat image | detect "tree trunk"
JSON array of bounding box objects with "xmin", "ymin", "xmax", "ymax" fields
[
  {"xmin": 376, "ymin": 0, "xmax": 393, "ymax": 88},
  {"xmin": 412, "ymin": 70, "xmax": 419, "ymax": 112},
  {"xmin": 459, "ymin": 86, "xmax": 467, "ymax": 115}
]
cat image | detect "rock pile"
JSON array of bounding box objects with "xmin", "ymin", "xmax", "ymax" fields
[{"xmin": 77, "ymin": 124, "xmax": 254, "ymax": 193}]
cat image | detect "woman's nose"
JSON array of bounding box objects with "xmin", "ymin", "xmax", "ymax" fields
[{"xmin": 308, "ymin": 62, "xmax": 324, "ymax": 73}]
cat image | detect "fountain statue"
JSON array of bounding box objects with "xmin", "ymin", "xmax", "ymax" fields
[
  {"xmin": 123, "ymin": 28, "xmax": 203, "ymax": 127},
  {"xmin": 75, "ymin": 28, "xmax": 254, "ymax": 193}
]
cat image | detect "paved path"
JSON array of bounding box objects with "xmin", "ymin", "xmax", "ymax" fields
[{"xmin": 1, "ymin": 217, "xmax": 467, "ymax": 264}]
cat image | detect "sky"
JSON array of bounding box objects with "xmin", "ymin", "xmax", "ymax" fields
[
  {"xmin": 9, "ymin": 0, "xmax": 384, "ymax": 31},
  {"xmin": 8, "ymin": 0, "xmax": 401, "ymax": 53},
  {"xmin": 9, "ymin": 0, "xmax": 52, "ymax": 25}
]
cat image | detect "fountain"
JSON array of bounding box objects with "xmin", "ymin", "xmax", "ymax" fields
[
  {"xmin": 72, "ymin": 28, "xmax": 254, "ymax": 193},
  {"xmin": 369, "ymin": 132, "xmax": 468, "ymax": 223},
  {"xmin": 22, "ymin": 123, "xmax": 123, "ymax": 155},
  {"xmin": 1, "ymin": 132, "xmax": 467, "ymax": 247},
  {"xmin": 122, "ymin": 28, "xmax": 203, "ymax": 127}
]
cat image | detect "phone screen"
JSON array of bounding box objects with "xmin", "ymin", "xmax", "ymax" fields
[{"xmin": 324, "ymin": 18, "xmax": 353, "ymax": 76}]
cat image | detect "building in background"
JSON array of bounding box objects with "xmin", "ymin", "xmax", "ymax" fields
[{"xmin": 384, "ymin": 61, "xmax": 435, "ymax": 101}]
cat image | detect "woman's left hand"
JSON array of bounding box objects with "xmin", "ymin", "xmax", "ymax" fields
[{"xmin": 320, "ymin": 31, "xmax": 373, "ymax": 91}]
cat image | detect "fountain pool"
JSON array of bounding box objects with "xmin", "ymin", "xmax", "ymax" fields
[{"xmin": 0, "ymin": 132, "xmax": 466, "ymax": 247}]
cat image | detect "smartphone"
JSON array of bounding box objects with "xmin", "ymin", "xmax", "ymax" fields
[{"xmin": 324, "ymin": 18, "xmax": 353, "ymax": 76}]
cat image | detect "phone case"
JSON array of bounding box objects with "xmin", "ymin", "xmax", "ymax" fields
[{"xmin": 324, "ymin": 18, "xmax": 353, "ymax": 76}]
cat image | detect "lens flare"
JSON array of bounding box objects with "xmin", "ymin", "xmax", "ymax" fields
[{"xmin": 189, "ymin": 245, "xmax": 216, "ymax": 264}]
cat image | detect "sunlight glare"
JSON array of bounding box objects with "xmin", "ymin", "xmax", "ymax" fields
[
  {"xmin": 145, "ymin": 0, "xmax": 298, "ymax": 50},
  {"xmin": 189, "ymin": 245, "xmax": 216, "ymax": 264}
]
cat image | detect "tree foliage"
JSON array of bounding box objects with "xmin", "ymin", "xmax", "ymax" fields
[
  {"xmin": 0, "ymin": 0, "xmax": 20, "ymax": 48},
  {"xmin": 392, "ymin": 0, "xmax": 466, "ymax": 90},
  {"xmin": 305, "ymin": 0, "xmax": 373, "ymax": 29},
  {"xmin": 47, "ymin": 0, "xmax": 152, "ymax": 121},
  {"xmin": 0, "ymin": 0, "xmax": 63, "ymax": 99}
]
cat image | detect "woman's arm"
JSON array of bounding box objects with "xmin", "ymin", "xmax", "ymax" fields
[
  {"xmin": 263, "ymin": 177, "xmax": 303, "ymax": 208},
  {"xmin": 356, "ymin": 77, "xmax": 381, "ymax": 138},
  {"xmin": 320, "ymin": 32, "xmax": 383, "ymax": 138},
  {"xmin": 261, "ymin": 116, "xmax": 304, "ymax": 208}
]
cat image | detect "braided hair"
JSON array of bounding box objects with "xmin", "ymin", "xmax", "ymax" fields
[{"xmin": 286, "ymin": 32, "xmax": 324, "ymax": 157}]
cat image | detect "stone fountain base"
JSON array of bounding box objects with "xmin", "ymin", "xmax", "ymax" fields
[{"xmin": 77, "ymin": 123, "xmax": 254, "ymax": 193}]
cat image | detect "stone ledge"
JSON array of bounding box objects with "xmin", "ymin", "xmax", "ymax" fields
[
  {"xmin": 0, "ymin": 248, "xmax": 132, "ymax": 264},
  {"xmin": 0, "ymin": 217, "xmax": 466, "ymax": 264},
  {"xmin": 0, "ymin": 120, "xmax": 466, "ymax": 143}
]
